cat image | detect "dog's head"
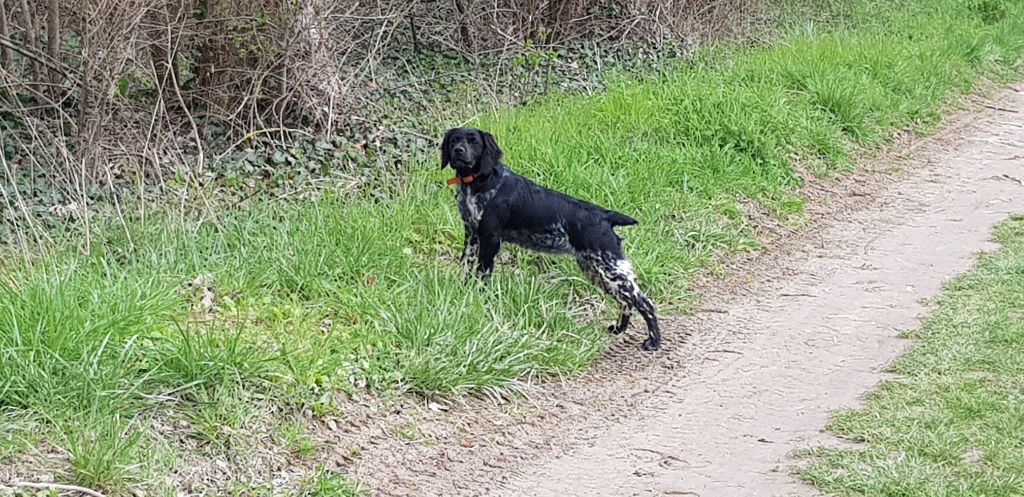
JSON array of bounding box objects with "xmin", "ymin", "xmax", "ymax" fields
[{"xmin": 440, "ymin": 127, "xmax": 502, "ymax": 177}]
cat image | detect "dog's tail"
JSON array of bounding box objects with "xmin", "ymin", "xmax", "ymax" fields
[{"xmin": 605, "ymin": 210, "xmax": 638, "ymax": 227}]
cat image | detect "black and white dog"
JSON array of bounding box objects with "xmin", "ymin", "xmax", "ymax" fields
[{"xmin": 440, "ymin": 127, "xmax": 661, "ymax": 351}]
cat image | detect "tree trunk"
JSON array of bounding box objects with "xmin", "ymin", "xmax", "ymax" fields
[
  {"xmin": 452, "ymin": 0, "xmax": 472, "ymax": 49},
  {"xmin": 0, "ymin": 0, "xmax": 11, "ymax": 68},
  {"xmin": 17, "ymin": 0, "xmax": 41, "ymax": 96},
  {"xmin": 46, "ymin": 0, "xmax": 60, "ymax": 100}
]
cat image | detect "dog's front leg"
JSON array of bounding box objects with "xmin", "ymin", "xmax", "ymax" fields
[
  {"xmin": 460, "ymin": 223, "xmax": 479, "ymax": 279},
  {"xmin": 475, "ymin": 230, "xmax": 501, "ymax": 281}
]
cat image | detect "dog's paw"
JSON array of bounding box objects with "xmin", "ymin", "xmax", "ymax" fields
[
  {"xmin": 607, "ymin": 324, "xmax": 625, "ymax": 335},
  {"xmin": 641, "ymin": 337, "xmax": 661, "ymax": 351}
]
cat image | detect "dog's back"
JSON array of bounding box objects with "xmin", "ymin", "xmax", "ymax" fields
[
  {"xmin": 507, "ymin": 171, "xmax": 636, "ymax": 223},
  {"xmin": 479, "ymin": 167, "xmax": 634, "ymax": 255}
]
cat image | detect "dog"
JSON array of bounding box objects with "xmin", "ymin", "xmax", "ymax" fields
[{"xmin": 440, "ymin": 127, "xmax": 661, "ymax": 351}]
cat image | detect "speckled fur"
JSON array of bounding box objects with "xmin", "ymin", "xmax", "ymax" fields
[{"xmin": 441, "ymin": 127, "xmax": 662, "ymax": 351}]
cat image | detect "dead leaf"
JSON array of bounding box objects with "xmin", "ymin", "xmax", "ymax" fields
[{"xmin": 201, "ymin": 286, "xmax": 215, "ymax": 309}]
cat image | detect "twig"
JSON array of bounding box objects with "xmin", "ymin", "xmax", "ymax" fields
[
  {"xmin": 0, "ymin": 35, "xmax": 79, "ymax": 82},
  {"xmin": 212, "ymin": 127, "xmax": 316, "ymax": 163},
  {"xmin": 169, "ymin": 51, "xmax": 205, "ymax": 177},
  {"xmin": 697, "ymin": 307, "xmax": 729, "ymax": 314},
  {"xmin": 382, "ymin": 71, "xmax": 466, "ymax": 92},
  {"xmin": 709, "ymin": 349, "xmax": 743, "ymax": 355},
  {"xmin": 409, "ymin": 10, "xmax": 419, "ymax": 53},
  {"xmin": 981, "ymin": 103, "xmax": 1019, "ymax": 113},
  {"xmin": 633, "ymin": 447, "xmax": 683, "ymax": 461},
  {"xmin": 8, "ymin": 481, "xmax": 107, "ymax": 497},
  {"xmin": 0, "ymin": 136, "xmax": 51, "ymax": 251},
  {"xmin": 349, "ymin": 115, "xmax": 437, "ymax": 142},
  {"xmin": 992, "ymin": 174, "xmax": 1024, "ymax": 186},
  {"xmin": 161, "ymin": 12, "xmax": 223, "ymax": 232}
]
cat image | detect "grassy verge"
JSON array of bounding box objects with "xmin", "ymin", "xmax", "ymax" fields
[
  {"xmin": 799, "ymin": 215, "xmax": 1024, "ymax": 496},
  {"xmin": 2, "ymin": 0, "xmax": 1024, "ymax": 493}
]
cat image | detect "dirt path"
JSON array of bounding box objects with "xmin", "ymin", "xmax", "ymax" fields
[
  {"xmin": 346, "ymin": 88, "xmax": 1024, "ymax": 497},
  {"xmin": 494, "ymin": 90, "xmax": 1024, "ymax": 496}
]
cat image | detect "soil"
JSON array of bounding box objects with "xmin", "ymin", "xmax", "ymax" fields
[{"xmin": 339, "ymin": 86, "xmax": 1024, "ymax": 497}]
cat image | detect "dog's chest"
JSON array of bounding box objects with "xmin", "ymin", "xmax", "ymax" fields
[{"xmin": 456, "ymin": 187, "xmax": 496, "ymax": 229}]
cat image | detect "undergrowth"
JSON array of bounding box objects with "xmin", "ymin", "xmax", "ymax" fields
[{"xmin": 1, "ymin": 0, "xmax": 1023, "ymax": 493}]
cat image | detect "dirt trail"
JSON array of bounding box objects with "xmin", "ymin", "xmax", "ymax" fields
[
  {"xmin": 494, "ymin": 90, "xmax": 1024, "ymax": 496},
  {"xmin": 348, "ymin": 88, "xmax": 1024, "ymax": 497}
]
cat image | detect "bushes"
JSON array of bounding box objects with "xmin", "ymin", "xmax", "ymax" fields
[{"xmin": 0, "ymin": 1, "xmax": 761, "ymax": 205}]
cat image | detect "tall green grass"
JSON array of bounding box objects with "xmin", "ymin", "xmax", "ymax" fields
[{"xmin": 2, "ymin": 0, "xmax": 1024, "ymax": 491}]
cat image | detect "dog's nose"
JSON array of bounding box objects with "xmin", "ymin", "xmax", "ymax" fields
[{"xmin": 453, "ymin": 145, "xmax": 466, "ymax": 155}]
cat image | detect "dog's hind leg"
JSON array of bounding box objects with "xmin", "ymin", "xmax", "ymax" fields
[
  {"xmin": 631, "ymin": 290, "xmax": 661, "ymax": 351},
  {"xmin": 609, "ymin": 304, "xmax": 631, "ymax": 335},
  {"xmin": 577, "ymin": 253, "xmax": 661, "ymax": 350},
  {"xmin": 612, "ymin": 258, "xmax": 661, "ymax": 350}
]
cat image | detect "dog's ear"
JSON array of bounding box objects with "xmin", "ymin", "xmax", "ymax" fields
[
  {"xmin": 478, "ymin": 130, "xmax": 503, "ymax": 175},
  {"xmin": 440, "ymin": 129, "xmax": 454, "ymax": 169}
]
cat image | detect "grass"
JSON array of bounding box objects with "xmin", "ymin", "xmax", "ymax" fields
[
  {"xmin": 297, "ymin": 466, "xmax": 365, "ymax": 497},
  {"xmin": 2, "ymin": 0, "xmax": 1024, "ymax": 493},
  {"xmin": 799, "ymin": 215, "xmax": 1024, "ymax": 496}
]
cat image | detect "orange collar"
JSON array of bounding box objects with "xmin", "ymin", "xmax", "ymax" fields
[{"xmin": 446, "ymin": 174, "xmax": 478, "ymax": 186}]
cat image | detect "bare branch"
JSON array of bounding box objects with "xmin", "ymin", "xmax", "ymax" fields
[
  {"xmin": 0, "ymin": 35, "xmax": 79, "ymax": 80},
  {"xmin": 8, "ymin": 481, "xmax": 107, "ymax": 497},
  {"xmin": 1, "ymin": 0, "xmax": 766, "ymax": 248}
]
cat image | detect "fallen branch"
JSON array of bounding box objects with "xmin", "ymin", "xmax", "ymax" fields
[
  {"xmin": 8, "ymin": 481, "xmax": 107, "ymax": 497},
  {"xmin": 981, "ymin": 103, "xmax": 1019, "ymax": 113}
]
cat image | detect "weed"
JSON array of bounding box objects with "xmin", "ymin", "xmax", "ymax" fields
[
  {"xmin": 277, "ymin": 421, "xmax": 318, "ymax": 459},
  {"xmin": 297, "ymin": 465, "xmax": 364, "ymax": 497},
  {"xmin": 392, "ymin": 422, "xmax": 434, "ymax": 446},
  {"xmin": 59, "ymin": 412, "xmax": 149, "ymax": 493},
  {"xmin": 181, "ymin": 387, "xmax": 259, "ymax": 448}
]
